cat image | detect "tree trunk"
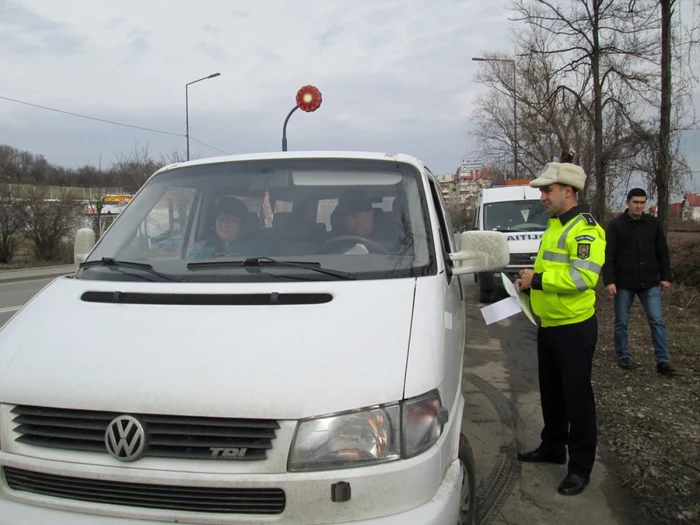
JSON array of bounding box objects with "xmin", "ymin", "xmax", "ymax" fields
[
  {"xmin": 657, "ymin": 0, "xmax": 673, "ymax": 233},
  {"xmin": 592, "ymin": 0, "xmax": 606, "ymax": 223}
]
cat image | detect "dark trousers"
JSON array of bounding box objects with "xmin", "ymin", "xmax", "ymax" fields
[{"xmin": 537, "ymin": 315, "xmax": 598, "ymax": 477}]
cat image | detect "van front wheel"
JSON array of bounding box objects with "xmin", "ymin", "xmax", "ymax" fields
[{"xmin": 458, "ymin": 433, "xmax": 477, "ymax": 525}]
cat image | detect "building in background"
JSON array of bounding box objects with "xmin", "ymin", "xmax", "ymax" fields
[
  {"xmin": 648, "ymin": 202, "xmax": 683, "ymax": 219},
  {"xmin": 682, "ymin": 194, "xmax": 700, "ymax": 222}
]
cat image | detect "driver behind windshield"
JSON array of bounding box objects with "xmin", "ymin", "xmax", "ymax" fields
[
  {"xmin": 334, "ymin": 189, "xmax": 378, "ymax": 238},
  {"xmin": 191, "ymin": 196, "xmax": 252, "ymax": 259}
]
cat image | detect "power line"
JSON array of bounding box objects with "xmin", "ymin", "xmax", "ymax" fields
[
  {"xmin": 0, "ymin": 94, "xmax": 181, "ymax": 137},
  {"xmin": 0, "ymin": 94, "xmax": 230, "ymax": 155},
  {"xmin": 188, "ymin": 137, "xmax": 230, "ymax": 156}
]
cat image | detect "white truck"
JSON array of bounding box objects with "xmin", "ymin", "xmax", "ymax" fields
[{"xmin": 472, "ymin": 184, "xmax": 549, "ymax": 303}]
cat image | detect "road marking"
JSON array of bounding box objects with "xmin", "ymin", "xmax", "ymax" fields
[{"xmin": 0, "ymin": 306, "xmax": 22, "ymax": 314}]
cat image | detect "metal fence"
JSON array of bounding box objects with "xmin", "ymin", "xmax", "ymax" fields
[{"xmin": 1, "ymin": 184, "xmax": 125, "ymax": 200}]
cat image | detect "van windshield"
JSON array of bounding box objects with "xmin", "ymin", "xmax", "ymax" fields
[
  {"xmin": 484, "ymin": 200, "xmax": 548, "ymax": 232},
  {"xmin": 76, "ymin": 158, "xmax": 436, "ymax": 282}
]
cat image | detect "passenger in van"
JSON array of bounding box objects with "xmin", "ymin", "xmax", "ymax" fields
[{"xmin": 191, "ymin": 196, "xmax": 253, "ymax": 259}]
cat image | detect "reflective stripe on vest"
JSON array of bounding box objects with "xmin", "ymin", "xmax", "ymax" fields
[
  {"xmin": 558, "ymin": 215, "xmax": 583, "ymax": 249},
  {"xmin": 543, "ymin": 251, "xmax": 570, "ymax": 263},
  {"xmin": 568, "ymin": 268, "xmax": 588, "ymax": 291},
  {"xmin": 571, "ymin": 259, "xmax": 602, "ymax": 274}
]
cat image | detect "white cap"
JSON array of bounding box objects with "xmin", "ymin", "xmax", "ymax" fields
[{"xmin": 529, "ymin": 162, "xmax": 587, "ymax": 191}]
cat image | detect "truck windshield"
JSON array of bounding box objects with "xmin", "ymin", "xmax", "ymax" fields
[
  {"xmin": 76, "ymin": 157, "xmax": 436, "ymax": 283},
  {"xmin": 484, "ymin": 200, "xmax": 548, "ymax": 232}
]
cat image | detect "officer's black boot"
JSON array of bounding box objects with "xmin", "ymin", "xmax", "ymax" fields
[
  {"xmin": 557, "ymin": 472, "xmax": 590, "ymax": 496},
  {"xmin": 516, "ymin": 447, "xmax": 566, "ymax": 465}
]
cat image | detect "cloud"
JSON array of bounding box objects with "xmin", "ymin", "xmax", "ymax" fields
[
  {"xmin": 0, "ymin": 1, "xmax": 85, "ymax": 55},
  {"xmin": 127, "ymin": 29, "xmax": 151, "ymax": 55},
  {"xmin": 230, "ymin": 9, "xmax": 250, "ymax": 19},
  {"xmin": 195, "ymin": 42, "xmax": 230, "ymax": 61},
  {"xmin": 256, "ymin": 47, "xmax": 281, "ymax": 64},
  {"xmin": 105, "ymin": 17, "xmax": 124, "ymax": 29},
  {"xmin": 314, "ymin": 23, "xmax": 344, "ymax": 50},
  {"xmin": 202, "ymin": 24, "xmax": 220, "ymax": 35}
]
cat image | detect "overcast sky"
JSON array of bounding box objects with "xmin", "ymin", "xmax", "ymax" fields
[{"xmin": 0, "ymin": 0, "xmax": 698, "ymax": 190}]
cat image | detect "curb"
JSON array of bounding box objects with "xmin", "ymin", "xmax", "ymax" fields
[{"xmin": 0, "ymin": 268, "xmax": 75, "ymax": 285}]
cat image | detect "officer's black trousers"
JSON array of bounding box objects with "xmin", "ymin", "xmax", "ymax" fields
[{"xmin": 537, "ymin": 314, "xmax": 598, "ymax": 477}]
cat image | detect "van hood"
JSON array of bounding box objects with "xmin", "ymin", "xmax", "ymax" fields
[{"xmin": 0, "ymin": 277, "xmax": 417, "ymax": 420}]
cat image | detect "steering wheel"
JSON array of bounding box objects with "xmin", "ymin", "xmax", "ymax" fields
[{"xmin": 318, "ymin": 235, "xmax": 389, "ymax": 254}]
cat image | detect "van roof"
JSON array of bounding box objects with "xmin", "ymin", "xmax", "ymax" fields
[
  {"xmin": 153, "ymin": 151, "xmax": 426, "ymax": 175},
  {"xmin": 480, "ymin": 184, "xmax": 541, "ymax": 203}
]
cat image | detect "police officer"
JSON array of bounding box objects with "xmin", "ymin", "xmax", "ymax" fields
[{"xmin": 515, "ymin": 159, "xmax": 606, "ymax": 496}]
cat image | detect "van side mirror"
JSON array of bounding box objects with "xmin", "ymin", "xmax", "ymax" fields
[
  {"xmin": 449, "ymin": 231, "xmax": 509, "ymax": 275},
  {"xmin": 74, "ymin": 228, "xmax": 96, "ymax": 268}
]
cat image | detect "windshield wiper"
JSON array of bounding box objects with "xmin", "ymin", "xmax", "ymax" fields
[
  {"xmin": 186, "ymin": 257, "xmax": 356, "ymax": 280},
  {"xmin": 79, "ymin": 257, "xmax": 180, "ymax": 282}
]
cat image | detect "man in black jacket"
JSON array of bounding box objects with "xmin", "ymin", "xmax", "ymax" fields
[{"xmin": 602, "ymin": 188, "xmax": 674, "ymax": 375}]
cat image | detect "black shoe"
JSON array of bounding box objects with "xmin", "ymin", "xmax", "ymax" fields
[
  {"xmin": 517, "ymin": 447, "xmax": 566, "ymax": 465},
  {"xmin": 657, "ymin": 362, "xmax": 675, "ymax": 376},
  {"xmin": 618, "ymin": 358, "xmax": 632, "ymax": 370},
  {"xmin": 557, "ymin": 472, "xmax": 590, "ymax": 496}
]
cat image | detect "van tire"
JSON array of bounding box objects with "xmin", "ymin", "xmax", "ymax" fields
[{"xmin": 458, "ymin": 433, "xmax": 477, "ymax": 525}]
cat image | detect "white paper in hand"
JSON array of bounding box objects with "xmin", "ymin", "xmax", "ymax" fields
[
  {"xmin": 480, "ymin": 296, "xmax": 522, "ymax": 325},
  {"xmin": 501, "ymin": 272, "xmax": 537, "ymax": 325}
]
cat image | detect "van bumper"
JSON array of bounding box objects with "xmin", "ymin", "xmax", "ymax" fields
[
  {"xmin": 348, "ymin": 458, "xmax": 461, "ymax": 524},
  {"xmin": 0, "ymin": 459, "xmax": 462, "ymax": 525}
]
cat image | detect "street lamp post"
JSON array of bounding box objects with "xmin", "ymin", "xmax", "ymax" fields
[
  {"xmin": 185, "ymin": 73, "xmax": 221, "ymax": 160},
  {"xmin": 472, "ymin": 57, "xmax": 518, "ymax": 179}
]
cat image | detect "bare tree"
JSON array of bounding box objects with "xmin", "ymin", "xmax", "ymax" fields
[
  {"xmin": 471, "ymin": 43, "xmax": 592, "ymax": 179},
  {"xmin": 447, "ymin": 203, "xmax": 472, "ymax": 232},
  {"xmin": 653, "ymin": 0, "xmax": 700, "ymax": 231},
  {"xmin": 159, "ymin": 147, "xmax": 191, "ymax": 166},
  {"xmin": 108, "ymin": 142, "xmax": 161, "ymax": 193},
  {"xmin": 510, "ymin": 0, "xmax": 659, "ymax": 221},
  {"xmin": 0, "ymin": 185, "xmax": 27, "ymax": 263},
  {"xmin": 24, "ymin": 188, "xmax": 82, "ymax": 261}
]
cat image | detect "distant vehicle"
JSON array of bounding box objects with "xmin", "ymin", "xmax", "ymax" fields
[
  {"xmin": 473, "ymin": 184, "xmax": 548, "ymax": 303},
  {"xmin": 84, "ymin": 195, "xmax": 133, "ymax": 215}
]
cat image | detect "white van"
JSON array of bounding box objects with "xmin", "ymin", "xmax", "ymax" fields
[
  {"xmin": 472, "ymin": 184, "xmax": 548, "ymax": 303},
  {"xmin": 0, "ymin": 151, "xmax": 508, "ymax": 525}
]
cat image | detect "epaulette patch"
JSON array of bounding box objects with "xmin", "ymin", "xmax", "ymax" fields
[{"xmin": 580, "ymin": 212, "xmax": 596, "ymax": 226}]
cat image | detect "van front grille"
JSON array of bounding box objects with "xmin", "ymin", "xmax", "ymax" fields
[
  {"xmin": 11, "ymin": 405, "xmax": 279, "ymax": 461},
  {"xmin": 508, "ymin": 253, "xmax": 537, "ymax": 266}
]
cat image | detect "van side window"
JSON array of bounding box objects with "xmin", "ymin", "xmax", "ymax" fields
[{"xmin": 427, "ymin": 178, "xmax": 455, "ymax": 255}]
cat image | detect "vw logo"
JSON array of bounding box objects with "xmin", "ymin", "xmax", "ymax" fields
[{"xmin": 105, "ymin": 415, "xmax": 146, "ymax": 462}]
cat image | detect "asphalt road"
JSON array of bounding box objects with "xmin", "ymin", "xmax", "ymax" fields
[{"xmin": 0, "ymin": 278, "xmax": 55, "ymax": 328}]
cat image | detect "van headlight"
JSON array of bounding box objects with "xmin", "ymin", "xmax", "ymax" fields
[
  {"xmin": 402, "ymin": 390, "xmax": 445, "ymax": 459},
  {"xmin": 288, "ymin": 391, "xmax": 445, "ymax": 472}
]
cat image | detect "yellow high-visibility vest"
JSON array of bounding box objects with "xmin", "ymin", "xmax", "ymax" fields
[{"xmin": 530, "ymin": 210, "xmax": 606, "ymax": 327}]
